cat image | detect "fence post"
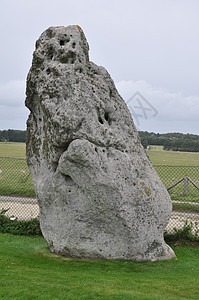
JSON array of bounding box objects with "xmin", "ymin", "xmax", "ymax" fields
[{"xmin": 183, "ymin": 175, "xmax": 188, "ymax": 196}]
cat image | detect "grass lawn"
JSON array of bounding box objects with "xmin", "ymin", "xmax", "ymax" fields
[
  {"xmin": 1, "ymin": 142, "xmax": 199, "ymax": 165},
  {"xmin": 0, "ymin": 142, "xmax": 26, "ymax": 158},
  {"xmin": 147, "ymin": 148, "xmax": 199, "ymax": 166},
  {"xmin": 0, "ymin": 142, "xmax": 35, "ymax": 197},
  {"xmin": 0, "ymin": 157, "xmax": 35, "ymax": 197},
  {"xmin": 0, "ymin": 234, "xmax": 199, "ymax": 300}
]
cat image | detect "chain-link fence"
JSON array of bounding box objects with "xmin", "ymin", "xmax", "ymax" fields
[
  {"xmin": 154, "ymin": 165, "xmax": 199, "ymax": 233},
  {"xmin": 0, "ymin": 157, "xmax": 38, "ymax": 220},
  {"xmin": 0, "ymin": 156, "xmax": 199, "ymax": 233}
]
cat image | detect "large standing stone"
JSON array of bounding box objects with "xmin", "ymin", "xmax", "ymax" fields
[{"xmin": 25, "ymin": 25, "xmax": 175, "ymax": 261}]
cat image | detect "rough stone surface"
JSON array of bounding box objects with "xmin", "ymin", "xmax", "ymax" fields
[{"xmin": 25, "ymin": 25, "xmax": 175, "ymax": 261}]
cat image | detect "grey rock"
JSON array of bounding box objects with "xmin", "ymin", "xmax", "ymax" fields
[{"xmin": 25, "ymin": 25, "xmax": 175, "ymax": 261}]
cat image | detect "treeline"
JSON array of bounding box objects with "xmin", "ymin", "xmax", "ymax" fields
[
  {"xmin": 0, "ymin": 130, "xmax": 26, "ymax": 143},
  {"xmin": 139, "ymin": 131, "xmax": 199, "ymax": 152},
  {"xmin": 1, "ymin": 129, "xmax": 199, "ymax": 152}
]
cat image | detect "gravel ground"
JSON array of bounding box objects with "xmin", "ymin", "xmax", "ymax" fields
[
  {"xmin": 0, "ymin": 201, "xmax": 39, "ymax": 220},
  {"xmin": 1, "ymin": 200, "xmax": 199, "ymax": 235},
  {"xmin": 166, "ymin": 212, "xmax": 199, "ymax": 234}
]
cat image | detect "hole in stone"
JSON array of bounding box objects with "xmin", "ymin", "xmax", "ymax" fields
[
  {"xmin": 50, "ymin": 55, "xmax": 53, "ymax": 60},
  {"xmin": 104, "ymin": 112, "xmax": 109, "ymax": 122},
  {"xmin": 64, "ymin": 174, "xmax": 73, "ymax": 182},
  {"xmin": 68, "ymin": 189, "xmax": 71, "ymax": 193},
  {"xmin": 39, "ymin": 118, "xmax": 42, "ymax": 122},
  {"xmin": 104, "ymin": 111, "xmax": 111, "ymax": 125},
  {"xmin": 60, "ymin": 40, "xmax": 65, "ymax": 46},
  {"xmin": 98, "ymin": 116, "xmax": 104, "ymax": 124},
  {"xmin": 46, "ymin": 68, "xmax": 51, "ymax": 75},
  {"xmin": 97, "ymin": 108, "xmax": 104, "ymax": 124},
  {"xmin": 60, "ymin": 51, "xmax": 76, "ymax": 64},
  {"xmin": 72, "ymin": 42, "xmax": 76, "ymax": 48},
  {"xmin": 60, "ymin": 56, "xmax": 68, "ymax": 64},
  {"xmin": 95, "ymin": 147, "xmax": 98, "ymax": 153},
  {"xmin": 79, "ymin": 68, "xmax": 82, "ymax": 73},
  {"xmin": 102, "ymin": 149, "xmax": 105, "ymax": 153}
]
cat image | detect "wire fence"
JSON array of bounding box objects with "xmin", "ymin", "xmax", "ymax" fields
[
  {"xmin": 0, "ymin": 157, "xmax": 37, "ymax": 221},
  {"xmin": 0, "ymin": 157, "xmax": 199, "ymax": 233},
  {"xmin": 154, "ymin": 165, "xmax": 199, "ymax": 233}
]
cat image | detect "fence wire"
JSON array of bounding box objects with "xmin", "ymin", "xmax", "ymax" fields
[
  {"xmin": 0, "ymin": 157, "xmax": 199, "ymax": 233},
  {"xmin": 154, "ymin": 165, "xmax": 199, "ymax": 233},
  {"xmin": 0, "ymin": 157, "xmax": 37, "ymax": 220}
]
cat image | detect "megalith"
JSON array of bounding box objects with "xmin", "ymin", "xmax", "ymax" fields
[{"xmin": 25, "ymin": 25, "xmax": 175, "ymax": 261}]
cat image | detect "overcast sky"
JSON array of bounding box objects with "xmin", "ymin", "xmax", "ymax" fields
[{"xmin": 0, "ymin": 0, "xmax": 199, "ymax": 134}]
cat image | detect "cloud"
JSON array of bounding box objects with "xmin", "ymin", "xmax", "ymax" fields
[
  {"xmin": 0, "ymin": 78, "xmax": 198, "ymax": 133},
  {"xmin": 0, "ymin": 80, "xmax": 26, "ymax": 106},
  {"xmin": 0, "ymin": 80, "xmax": 29, "ymax": 130},
  {"xmin": 116, "ymin": 80, "xmax": 199, "ymax": 134},
  {"xmin": 0, "ymin": 105, "xmax": 28, "ymax": 130}
]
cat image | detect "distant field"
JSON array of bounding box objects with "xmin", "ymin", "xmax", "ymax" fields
[
  {"xmin": 147, "ymin": 145, "xmax": 164, "ymax": 151},
  {"xmin": 1, "ymin": 142, "xmax": 199, "ymax": 166},
  {"xmin": 0, "ymin": 142, "xmax": 26, "ymax": 158},
  {"xmin": 0, "ymin": 143, "xmax": 34, "ymax": 197},
  {"xmin": 0, "ymin": 157, "xmax": 35, "ymax": 197},
  {"xmin": 146, "ymin": 147, "xmax": 199, "ymax": 203},
  {"xmin": 147, "ymin": 147, "xmax": 199, "ymax": 166},
  {"xmin": 0, "ymin": 142, "xmax": 199, "ymax": 200}
]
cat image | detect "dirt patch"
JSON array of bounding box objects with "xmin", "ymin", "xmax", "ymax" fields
[{"xmin": 169, "ymin": 240, "xmax": 199, "ymax": 248}]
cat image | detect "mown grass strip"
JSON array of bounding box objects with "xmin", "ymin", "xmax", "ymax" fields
[{"xmin": 0, "ymin": 234, "xmax": 199, "ymax": 299}]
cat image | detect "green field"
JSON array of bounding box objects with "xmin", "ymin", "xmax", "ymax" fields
[
  {"xmin": 0, "ymin": 142, "xmax": 26, "ymax": 158},
  {"xmin": 147, "ymin": 147, "xmax": 199, "ymax": 166},
  {"xmin": 1, "ymin": 233, "xmax": 199, "ymax": 299},
  {"xmin": 0, "ymin": 157, "xmax": 35, "ymax": 197},
  {"xmin": 1, "ymin": 142, "xmax": 199, "ymax": 165},
  {"xmin": 0, "ymin": 143, "xmax": 199, "ymax": 202},
  {"xmin": 0, "ymin": 143, "xmax": 35, "ymax": 197},
  {"xmin": 146, "ymin": 147, "xmax": 199, "ymax": 203}
]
